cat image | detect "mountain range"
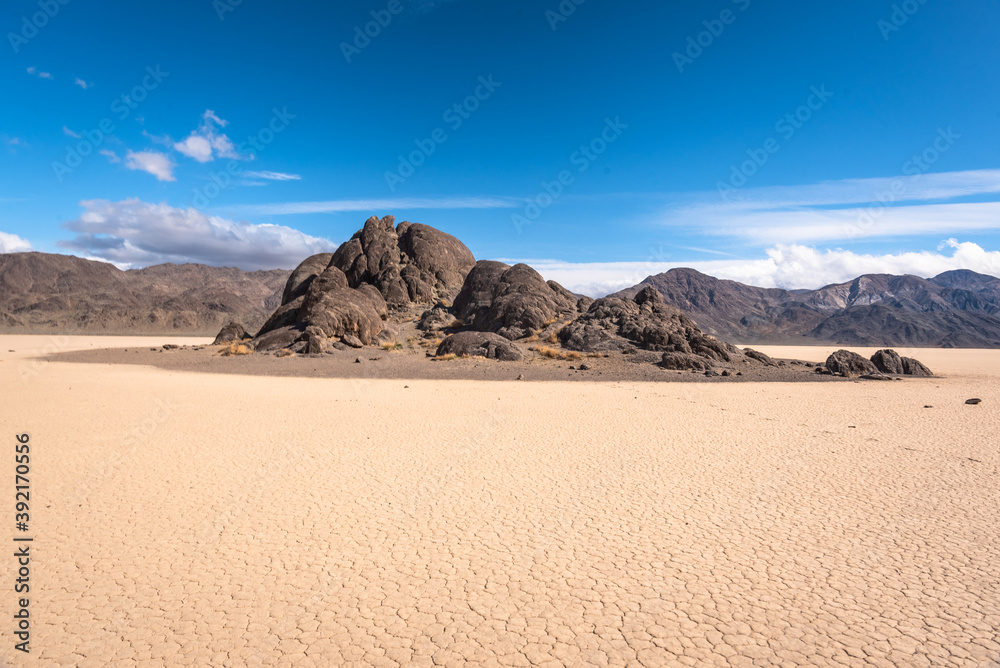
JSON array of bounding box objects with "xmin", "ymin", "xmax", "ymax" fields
[
  {"xmin": 1, "ymin": 251, "xmax": 998, "ymax": 347},
  {"xmin": 0, "ymin": 252, "xmax": 287, "ymax": 335},
  {"xmin": 614, "ymin": 268, "xmax": 1000, "ymax": 347}
]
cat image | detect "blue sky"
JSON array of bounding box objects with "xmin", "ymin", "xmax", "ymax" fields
[{"xmin": 2, "ymin": 0, "xmax": 1000, "ymax": 294}]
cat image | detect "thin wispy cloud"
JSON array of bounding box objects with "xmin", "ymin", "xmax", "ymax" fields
[
  {"xmin": 229, "ymin": 197, "xmax": 520, "ymax": 216},
  {"xmin": 659, "ymin": 169, "xmax": 1000, "ymax": 244},
  {"xmin": 242, "ymin": 171, "xmax": 302, "ymax": 182},
  {"xmin": 63, "ymin": 126, "xmax": 82, "ymax": 139},
  {"xmin": 74, "ymin": 77, "xmax": 92, "ymax": 89},
  {"xmin": 99, "ymin": 149, "xmax": 121, "ymax": 164},
  {"xmin": 26, "ymin": 67, "xmax": 53, "ymax": 80}
]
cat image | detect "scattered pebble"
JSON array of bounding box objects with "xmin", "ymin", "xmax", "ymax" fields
[{"xmin": 965, "ymin": 398, "xmax": 982, "ymax": 405}]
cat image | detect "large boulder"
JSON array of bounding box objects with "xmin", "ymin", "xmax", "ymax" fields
[
  {"xmin": 329, "ymin": 215, "xmax": 474, "ymax": 306},
  {"xmin": 474, "ymin": 264, "xmax": 577, "ymax": 340},
  {"xmin": 213, "ymin": 320, "xmax": 250, "ymax": 345},
  {"xmin": 453, "ymin": 260, "xmax": 511, "ymax": 325},
  {"xmin": 743, "ymin": 348, "xmax": 777, "ymax": 366},
  {"xmin": 825, "ymin": 350, "xmax": 878, "ymax": 377},
  {"xmin": 436, "ymin": 331, "xmax": 525, "ymax": 361},
  {"xmin": 871, "ymin": 349, "xmax": 905, "ymax": 375},
  {"xmin": 298, "ymin": 286, "xmax": 384, "ymax": 345},
  {"xmin": 660, "ymin": 352, "xmax": 714, "ymax": 371},
  {"xmin": 901, "ymin": 356, "xmax": 933, "ymax": 377}
]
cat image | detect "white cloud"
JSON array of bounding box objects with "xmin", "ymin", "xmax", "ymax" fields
[
  {"xmin": 0, "ymin": 231, "xmax": 33, "ymax": 253},
  {"xmin": 173, "ymin": 110, "xmax": 243, "ymax": 163},
  {"xmin": 27, "ymin": 67, "xmax": 53, "ymax": 80},
  {"xmin": 58, "ymin": 199, "xmax": 338, "ymax": 270},
  {"xmin": 74, "ymin": 77, "xmax": 91, "ymax": 89},
  {"xmin": 63, "ymin": 126, "xmax": 81, "ymax": 139},
  {"xmin": 242, "ymin": 171, "xmax": 302, "ymax": 182},
  {"xmin": 660, "ymin": 169, "xmax": 1000, "ymax": 243},
  {"xmin": 518, "ymin": 241, "xmax": 1000, "ymax": 296},
  {"xmin": 231, "ymin": 197, "xmax": 520, "ymax": 216},
  {"xmin": 99, "ymin": 149, "xmax": 120, "ymax": 163},
  {"xmin": 124, "ymin": 150, "xmax": 176, "ymax": 182}
]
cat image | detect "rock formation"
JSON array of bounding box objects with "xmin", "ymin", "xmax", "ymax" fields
[
  {"xmin": 248, "ymin": 215, "xmax": 475, "ymax": 353},
  {"xmin": 436, "ymin": 331, "xmax": 525, "ymax": 361}
]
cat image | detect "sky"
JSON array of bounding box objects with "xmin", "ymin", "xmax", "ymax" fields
[{"xmin": 2, "ymin": 0, "xmax": 1000, "ymax": 295}]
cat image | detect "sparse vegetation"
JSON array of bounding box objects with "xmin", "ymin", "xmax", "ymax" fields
[
  {"xmin": 434, "ymin": 353, "xmax": 458, "ymax": 361},
  {"xmin": 531, "ymin": 345, "xmax": 581, "ymax": 361},
  {"xmin": 381, "ymin": 342, "xmax": 404, "ymax": 351},
  {"xmin": 218, "ymin": 342, "xmax": 253, "ymax": 356}
]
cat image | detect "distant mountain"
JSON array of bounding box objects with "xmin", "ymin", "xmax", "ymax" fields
[
  {"xmin": 614, "ymin": 268, "xmax": 1000, "ymax": 347},
  {"xmin": 0, "ymin": 252, "xmax": 289, "ymax": 335}
]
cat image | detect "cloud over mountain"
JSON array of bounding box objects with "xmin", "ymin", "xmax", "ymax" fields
[{"xmin": 57, "ymin": 199, "xmax": 338, "ymax": 270}]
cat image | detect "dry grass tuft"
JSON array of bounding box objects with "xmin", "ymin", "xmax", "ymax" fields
[
  {"xmin": 434, "ymin": 354, "xmax": 458, "ymax": 361},
  {"xmin": 218, "ymin": 342, "xmax": 253, "ymax": 357},
  {"xmin": 532, "ymin": 346, "xmax": 582, "ymax": 361},
  {"xmin": 381, "ymin": 342, "xmax": 404, "ymax": 351}
]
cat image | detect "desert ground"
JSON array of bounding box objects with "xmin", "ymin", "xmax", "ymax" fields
[{"xmin": 1, "ymin": 335, "xmax": 997, "ymax": 667}]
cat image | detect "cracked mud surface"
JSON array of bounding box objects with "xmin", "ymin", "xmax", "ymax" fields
[{"xmin": 1, "ymin": 337, "xmax": 998, "ymax": 666}]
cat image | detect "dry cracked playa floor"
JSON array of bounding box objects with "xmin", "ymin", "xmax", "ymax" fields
[{"xmin": 1, "ymin": 336, "xmax": 998, "ymax": 667}]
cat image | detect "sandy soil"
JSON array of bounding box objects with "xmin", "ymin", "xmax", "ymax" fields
[{"xmin": 1, "ymin": 335, "xmax": 998, "ymax": 667}]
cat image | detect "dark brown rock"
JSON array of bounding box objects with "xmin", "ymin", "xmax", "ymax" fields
[
  {"xmin": 871, "ymin": 349, "xmax": 905, "ymax": 375},
  {"xmin": 436, "ymin": 331, "xmax": 525, "ymax": 361},
  {"xmin": 901, "ymin": 357, "xmax": 933, "ymax": 376},
  {"xmin": 660, "ymin": 352, "xmax": 714, "ymax": 371},
  {"xmin": 298, "ymin": 286, "xmax": 384, "ymax": 345},
  {"xmin": 476, "ymin": 264, "xmax": 577, "ymax": 340},
  {"xmin": 281, "ymin": 253, "xmax": 334, "ymax": 304},
  {"xmin": 453, "ymin": 261, "xmax": 511, "ymax": 325},
  {"xmin": 212, "ymin": 320, "xmax": 250, "ymax": 345},
  {"xmin": 825, "ymin": 350, "xmax": 878, "ymax": 377},
  {"xmin": 743, "ymin": 348, "xmax": 777, "ymax": 366}
]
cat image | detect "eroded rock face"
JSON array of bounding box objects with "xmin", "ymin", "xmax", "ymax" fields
[
  {"xmin": 329, "ymin": 215, "xmax": 475, "ymax": 306},
  {"xmin": 436, "ymin": 331, "xmax": 525, "ymax": 361},
  {"xmin": 825, "ymin": 350, "xmax": 878, "ymax": 377},
  {"xmin": 475, "ymin": 264, "xmax": 578, "ymax": 340},
  {"xmin": 560, "ymin": 287, "xmax": 702, "ymax": 353},
  {"xmin": 453, "ymin": 261, "xmax": 511, "ymax": 325}
]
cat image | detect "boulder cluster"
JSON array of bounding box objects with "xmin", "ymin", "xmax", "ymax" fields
[{"xmin": 819, "ymin": 349, "xmax": 932, "ymax": 378}]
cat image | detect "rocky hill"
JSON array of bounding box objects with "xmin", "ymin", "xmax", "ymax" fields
[
  {"xmin": 614, "ymin": 268, "xmax": 1000, "ymax": 347},
  {"xmin": 0, "ymin": 252, "xmax": 288, "ymax": 335}
]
